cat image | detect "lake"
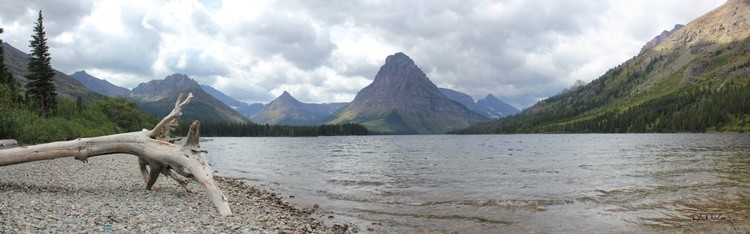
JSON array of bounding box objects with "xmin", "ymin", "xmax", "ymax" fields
[{"xmin": 202, "ymin": 134, "xmax": 750, "ymax": 233}]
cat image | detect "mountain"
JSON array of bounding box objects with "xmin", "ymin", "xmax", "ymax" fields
[
  {"xmin": 457, "ymin": 0, "xmax": 750, "ymax": 133},
  {"xmin": 200, "ymin": 84, "xmax": 264, "ymax": 116},
  {"xmin": 439, "ymin": 88, "xmax": 476, "ymax": 111},
  {"xmin": 438, "ymin": 88, "xmax": 519, "ymax": 119},
  {"xmin": 250, "ymin": 91, "xmax": 347, "ymax": 125},
  {"xmin": 475, "ymin": 94, "xmax": 520, "ymax": 118},
  {"xmin": 237, "ymin": 103, "xmax": 265, "ymax": 117},
  {"xmin": 71, "ymin": 70, "xmax": 130, "ymax": 97},
  {"xmin": 2, "ymin": 42, "xmax": 101, "ymax": 101},
  {"xmin": 131, "ymin": 73, "xmax": 249, "ymax": 123},
  {"xmin": 200, "ymin": 85, "xmax": 246, "ymax": 109},
  {"xmin": 328, "ymin": 52, "xmax": 488, "ymax": 134},
  {"xmin": 640, "ymin": 24, "xmax": 684, "ymax": 54}
]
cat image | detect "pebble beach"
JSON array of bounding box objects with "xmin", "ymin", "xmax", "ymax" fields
[{"xmin": 0, "ymin": 154, "xmax": 349, "ymax": 233}]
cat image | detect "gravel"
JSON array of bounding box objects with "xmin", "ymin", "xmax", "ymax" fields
[{"xmin": 0, "ymin": 154, "xmax": 347, "ymax": 233}]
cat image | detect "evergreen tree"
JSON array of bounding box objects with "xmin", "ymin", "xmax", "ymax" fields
[
  {"xmin": 0, "ymin": 25, "xmax": 21, "ymax": 107},
  {"xmin": 25, "ymin": 10, "xmax": 57, "ymax": 117}
]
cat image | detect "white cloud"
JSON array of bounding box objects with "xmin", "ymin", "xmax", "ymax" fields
[{"xmin": 0, "ymin": 0, "xmax": 726, "ymax": 107}]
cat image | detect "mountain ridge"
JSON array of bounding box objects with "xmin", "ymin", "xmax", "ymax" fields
[
  {"xmin": 71, "ymin": 70, "xmax": 130, "ymax": 97},
  {"xmin": 199, "ymin": 84, "xmax": 265, "ymax": 116},
  {"xmin": 475, "ymin": 94, "xmax": 520, "ymax": 118},
  {"xmin": 250, "ymin": 91, "xmax": 347, "ymax": 126},
  {"xmin": 329, "ymin": 52, "xmax": 488, "ymax": 134},
  {"xmin": 2, "ymin": 42, "xmax": 101, "ymax": 101},
  {"xmin": 131, "ymin": 73, "xmax": 249, "ymax": 123},
  {"xmin": 640, "ymin": 24, "xmax": 684, "ymax": 54},
  {"xmin": 457, "ymin": 0, "xmax": 750, "ymax": 133}
]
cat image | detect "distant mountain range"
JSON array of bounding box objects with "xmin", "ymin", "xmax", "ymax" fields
[
  {"xmin": 68, "ymin": 70, "xmax": 250, "ymax": 123},
  {"xmin": 458, "ymin": 0, "xmax": 750, "ymax": 133},
  {"xmin": 475, "ymin": 94, "xmax": 520, "ymax": 118},
  {"xmin": 2, "ymin": 43, "xmax": 101, "ymax": 101},
  {"xmin": 199, "ymin": 85, "xmax": 264, "ymax": 117},
  {"xmin": 130, "ymin": 73, "xmax": 249, "ymax": 123},
  {"xmin": 439, "ymin": 88, "xmax": 519, "ymax": 118},
  {"xmin": 3, "ymin": 32, "xmax": 515, "ymax": 133},
  {"xmin": 328, "ymin": 52, "xmax": 488, "ymax": 134},
  {"xmin": 249, "ymin": 91, "xmax": 347, "ymax": 125},
  {"xmin": 71, "ymin": 70, "xmax": 130, "ymax": 97}
]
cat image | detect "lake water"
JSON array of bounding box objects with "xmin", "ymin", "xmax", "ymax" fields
[{"xmin": 202, "ymin": 134, "xmax": 750, "ymax": 233}]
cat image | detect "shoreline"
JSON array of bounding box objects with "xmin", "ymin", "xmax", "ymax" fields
[{"xmin": 0, "ymin": 154, "xmax": 349, "ymax": 233}]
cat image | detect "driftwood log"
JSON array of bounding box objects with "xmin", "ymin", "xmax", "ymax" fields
[{"xmin": 0, "ymin": 93, "xmax": 232, "ymax": 216}]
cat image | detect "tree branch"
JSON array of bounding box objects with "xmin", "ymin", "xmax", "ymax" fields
[{"xmin": 0, "ymin": 92, "xmax": 232, "ymax": 216}]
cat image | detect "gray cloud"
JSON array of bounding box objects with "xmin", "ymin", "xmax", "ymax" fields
[
  {"xmin": 251, "ymin": 12, "xmax": 337, "ymax": 70},
  {"xmin": 53, "ymin": 9, "xmax": 160, "ymax": 83},
  {"xmin": 0, "ymin": 0, "xmax": 726, "ymax": 107},
  {"xmin": 0, "ymin": 0, "xmax": 93, "ymax": 37}
]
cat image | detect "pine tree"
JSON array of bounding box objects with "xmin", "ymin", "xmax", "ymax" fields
[
  {"xmin": 0, "ymin": 25, "xmax": 21, "ymax": 107},
  {"xmin": 25, "ymin": 10, "xmax": 57, "ymax": 117}
]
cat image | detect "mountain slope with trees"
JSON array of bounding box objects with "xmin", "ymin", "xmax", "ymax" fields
[
  {"xmin": 2, "ymin": 42, "xmax": 100, "ymax": 102},
  {"xmin": 457, "ymin": 0, "xmax": 750, "ymax": 134},
  {"xmin": 131, "ymin": 73, "xmax": 249, "ymax": 124},
  {"xmin": 250, "ymin": 91, "xmax": 347, "ymax": 126},
  {"xmin": 1, "ymin": 20, "xmax": 156, "ymax": 144}
]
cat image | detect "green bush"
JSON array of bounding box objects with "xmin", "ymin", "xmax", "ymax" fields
[{"xmin": 0, "ymin": 94, "xmax": 157, "ymax": 144}]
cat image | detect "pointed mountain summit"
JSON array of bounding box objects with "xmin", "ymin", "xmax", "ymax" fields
[
  {"xmin": 132, "ymin": 73, "xmax": 199, "ymax": 102},
  {"xmin": 329, "ymin": 52, "xmax": 488, "ymax": 134},
  {"xmin": 251, "ymin": 91, "xmax": 347, "ymax": 125},
  {"xmin": 276, "ymin": 91, "xmax": 302, "ymax": 105},
  {"xmin": 71, "ymin": 70, "xmax": 130, "ymax": 97},
  {"xmin": 458, "ymin": 0, "xmax": 750, "ymax": 133},
  {"xmin": 475, "ymin": 94, "xmax": 520, "ymax": 118},
  {"xmin": 131, "ymin": 73, "xmax": 248, "ymax": 123}
]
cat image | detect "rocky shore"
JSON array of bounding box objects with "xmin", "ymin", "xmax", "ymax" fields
[{"xmin": 0, "ymin": 154, "xmax": 349, "ymax": 233}]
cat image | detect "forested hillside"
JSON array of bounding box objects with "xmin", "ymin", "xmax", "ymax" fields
[{"xmin": 456, "ymin": 0, "xmax": 750, "ymax": 134}]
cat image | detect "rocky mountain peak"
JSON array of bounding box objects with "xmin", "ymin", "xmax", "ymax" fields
[
  {"xmin": 163, "ymin": 73, "xmax": 200, "ymax": 89},
  {"xmin": 653, "ymin": 0, "xmax": 750, "ymax": 52},
  {"xmin": 73, "ymin": 70, "xmax": 89, "ymax": 76},
  {"xmin": 280, "ymin": 91, "xmax": 293, "ymax": 98},
  {"xmin": 270, "ymin": 91, "xmax": 303, "ymax": 105},
  {"xmin": 370, "ymin": 52, "xmax": 438, "ymax": 93},
  {"xmin": 384, "ymin": 52, "xmax": 415, "ymax": 66},
  {"xmin": 131, "ymin": 73, "xmax": 202, "ymax": 102},
  {"xmin": 476, "ymin": 94, "xmax": 519, "ymax": 118},
  {"xmin": 70, "ymin": 70, "xmax": 130, "ymax": 97},
  {"xmin": 329, "ymin": 52, "xmax": 488, "ymax": 134},
  {"xmin": 640, "ymin": 24, "xmax": 684, "ymax": 54}
]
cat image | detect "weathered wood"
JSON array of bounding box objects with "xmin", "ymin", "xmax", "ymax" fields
[
  {"xmin": 0, "ymin": 139, "xmax": 17, "ymax": 149},
  {"xmin": 0, "ymin": 93, "xmax": 232, "ymax": 216}
]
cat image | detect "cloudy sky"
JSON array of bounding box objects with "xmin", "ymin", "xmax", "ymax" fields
[{"xmin": 0, "ymin": 0, "xmax": 725, "ymax": 108}]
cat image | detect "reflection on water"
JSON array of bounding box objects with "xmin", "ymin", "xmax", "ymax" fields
[{"xmin": 203, "ymin": 134, "xmax": 750, "ymax": 233}]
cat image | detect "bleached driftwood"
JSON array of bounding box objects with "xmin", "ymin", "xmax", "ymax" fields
[
  {"xmin": 0, "ymin": 93, "xmax": 232, "ymax": 216},
  {"xmin": 0, "ymin": 139, "xmax": 17, "ymax": 149}
]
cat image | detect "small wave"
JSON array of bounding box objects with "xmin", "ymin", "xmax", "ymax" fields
[
  {"xmin": 316, "ymin": 189, "xmax": 575, "ymax": 210},
  {"xmin": 458, "ymin": 199, "xmax": 574, "ymax": 209},
  {"xmin": 354, "ymin": 208, "xmax": 513, "ymax": 225},
  {"xmin": 327, "ymin": 179, "xmax": 387, "ymax": 187}
]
